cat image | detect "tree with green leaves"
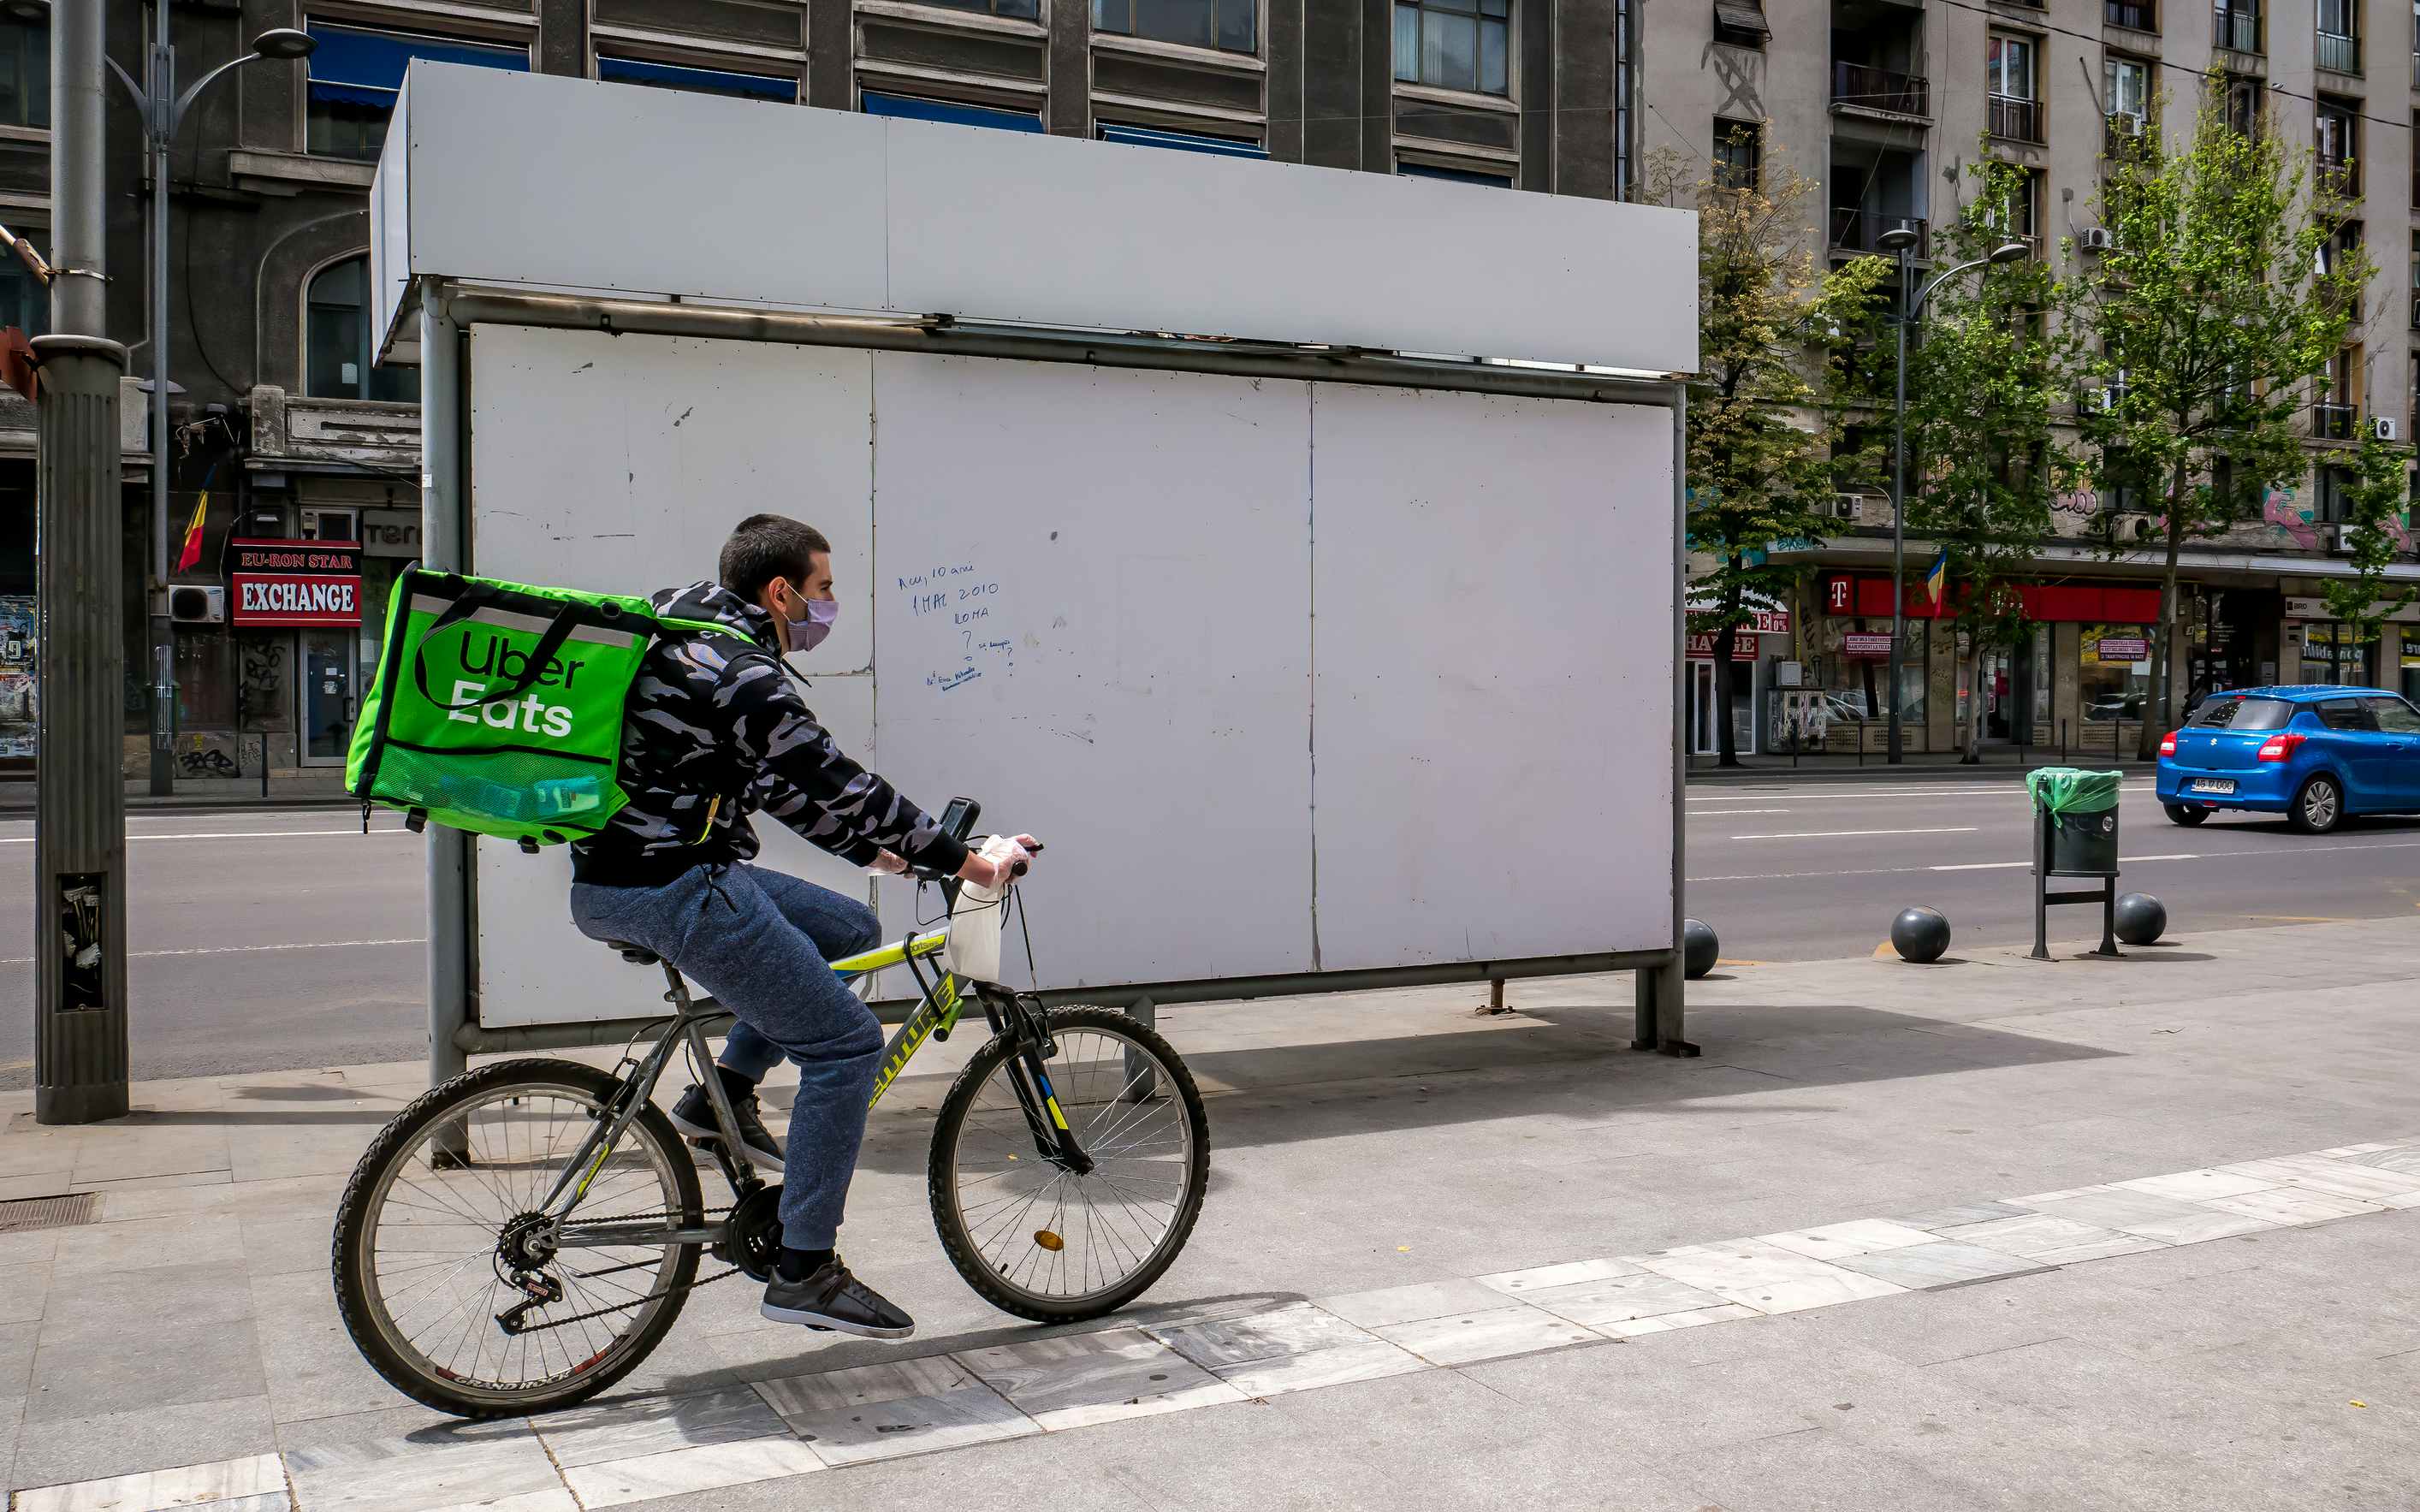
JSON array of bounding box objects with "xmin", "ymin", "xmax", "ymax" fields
[
  {"xmin": 1651, "ymin": 133, "xmax": 1893, "ymax": 766},
  {"xmin": 2079, "ymin": 79, "xmax": 2366, "ymax": 755},
  {"xmin": 2318, "ymin": 430, "xmax": 2419, "ymax": 630},
  {"xmin": 1900, "ymin": 157, "xmax": 2076, "ymax": 762}
]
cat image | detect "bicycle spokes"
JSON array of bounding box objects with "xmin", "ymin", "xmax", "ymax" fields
[{"xmin": 945, "ymin": 1025, "xmax": 1195, "ymax": 1304}]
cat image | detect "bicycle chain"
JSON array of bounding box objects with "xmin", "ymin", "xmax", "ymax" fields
[{"xmin": 499, "ymin": 1205, "xmax": 746, "ymax": 1337}]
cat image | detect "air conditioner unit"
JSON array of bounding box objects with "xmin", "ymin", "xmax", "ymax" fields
[
  {"xmin": 1829, "ymin": 493, "xmax": 1865, "ymax": 521},
  {"xmin": 169, "ymin": 585, "xmax": 224, "ymax": 625},
  {"xmin": 2373, "ymin": 415, "xmax": 2399, "ymax": 442},
  {"xmin": 2079, "ymin": 227, "xmax": 2116, "ymax": 253},
  {"xmin": 2328, "ymin": 523, "xmax": 2358, "ymax": 554}
]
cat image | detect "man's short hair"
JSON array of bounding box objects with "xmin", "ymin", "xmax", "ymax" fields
[{"xmin": 720, "ymin": 514, "xmax": 832, "ymax": 602}]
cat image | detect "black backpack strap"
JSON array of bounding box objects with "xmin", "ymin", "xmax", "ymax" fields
[{"xmin": 411, "ymin": 582, "xmax": 629, "ymax": 711}]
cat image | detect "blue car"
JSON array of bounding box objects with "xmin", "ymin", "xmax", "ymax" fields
[{"xmin": 2157, "ymin": 685, "xmax": 2420, "ymax": 833}]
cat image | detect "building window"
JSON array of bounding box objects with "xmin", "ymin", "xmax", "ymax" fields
[
  {"xmin": 917, "ymin": 0, "xmax": 1041, "ymax": 17},
  {"xmin": 2104, "ymin": 56, "xmax": 2150, "ymax": 150},
  {"xmin": 2315, "ymin": 465, "xmax": 2354, "ymax": 523},
  {"xmin": 305, "ymin": 23, "xmax": 529, "ymax": 160},
  {"xmin": 2316, "ymin": 95, "xmax": 2359, "ymax": 194},
  {"xmin": 305, "ymin": 257, "xmax": 412, "ymax": 402},
  {"xmin": 1397, "ymin": 158, "xmax": 1513, "ymax": 186},
  {"xmin": 2317, "ymin": 0, "xmax": 2359, "ymax": 71},
  {"xmin": 0, "ymin": 220, "xmax": 42, "ymax": 338},
  {"xmin": 2215, "ymin": 0, "xmax": 2261, "ymax": 51},
  {"xmin": 1987, "ymin": 33, "xmax": 2043, "ymax": 143},
  {"xmin": 1098, "ymin": 122, "xmax": 1267, "ymax": 157},
  {"xmin": 2104, "ymin": 0, "xmax": 2154, "ymax": 31},
  {"xmin": 2079, "ymin": 624, "xmax": 2155, "ymax": 723},
  {"xmin": 1712, "ymin": 118, "xmax": 1761, "ymax": 190},
  {"xmin": 2225, "ymin": 75, "xmax": 2263, "ymax": 135},
  {"xmin": 859, "ymin": 90, "xmax": 1042, "ymax": 132},
  {"xmin": 595, "ymin": 54, "xmax": 798, "ymax": 103},
  {"xmin": 0, "ymin": 15, "xmax": 45, "ymax": 129},
  {"xmin": 1094, "ymin": 0, "xmax": 1256, "ymax": 53},
  {"xmin": 1393, "ymin": 0, "xmax": 1511, "ymax": 97},
  {"xmin": 1616, "ymin": 0, "xmax": 1632, "ymax": 196}
]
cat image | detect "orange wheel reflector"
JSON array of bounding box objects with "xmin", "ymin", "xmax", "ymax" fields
[{"xmin": 1034, "ymin": 1230, "xmax": 1065, "ymax": 1252}]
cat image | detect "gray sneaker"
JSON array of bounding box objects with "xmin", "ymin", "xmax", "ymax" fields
[
  {"xmin": 761, "ymin": 1257, "xmax": 915, "ymax": 1338},
  {"xmin": 668, "ymin": 1083, "xmax": 783, "ymax": 1174}
]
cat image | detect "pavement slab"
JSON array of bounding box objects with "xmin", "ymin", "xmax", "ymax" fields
[{"xmin": 5, "ymin": 918, "xmax": 2420, "ymax": 1507}]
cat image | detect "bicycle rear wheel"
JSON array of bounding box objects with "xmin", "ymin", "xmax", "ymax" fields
[
  {"xmin": 929, "ymin": 1005, "xmax": 1209, "ymax": 1321},
  {"xmin": 331, "ymin": 1058, "xmax": 703, "ymax": 1418}
]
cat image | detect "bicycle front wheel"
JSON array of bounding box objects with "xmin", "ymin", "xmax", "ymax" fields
[
  {"xmin": 331, "ymin": 1058, "xmax": 703, "ymax": 1418},
  {"xmin": 929, "ymin": 1005, "xmax": 1210, "ymax": 1321}
]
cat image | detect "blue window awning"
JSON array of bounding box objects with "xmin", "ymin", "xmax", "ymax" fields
[
  {"xmin": 861, "ymin": 90, "xmax": 1041, "ymax": 133},
  {"xmin": 597, "ymin": 54, "xmax": 797, "ymax": 103},
  {"xmin": 1098, "ymin": 123, "xmax": 1268, "ymax": 158},
  {"xmin": 306, "ymin": 23, "xmax": 528, "ymax": 107}
]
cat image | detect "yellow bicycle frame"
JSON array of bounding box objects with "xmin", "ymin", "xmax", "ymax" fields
[{"xmin": 835, "ymin": 930, "xmax": 973, "ymax": 1108}]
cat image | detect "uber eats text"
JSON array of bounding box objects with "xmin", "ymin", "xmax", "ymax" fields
[{"xmin": 444, "ymin": 633, "xmax": 586, "ymax": 738}]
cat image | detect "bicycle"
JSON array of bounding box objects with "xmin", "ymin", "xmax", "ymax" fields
[{"xmin": 330, "ymin": 800, "xmax": 1210, "ymax": 1419}]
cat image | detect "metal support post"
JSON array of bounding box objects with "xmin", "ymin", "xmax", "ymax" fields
[
  {"xmin": 144, "ymin": 9, "xmax": 175, "ymax": 796},
  {"xmin": 2030, "ymin": 808, "xmax": 2050, "ymax": 961},
  {"xmin": 33, "ymin": 336, "xmax": 134, "ymax": 1124},
  {"xmin": 422, "ymin": 288, "xmax": 473, "ymax": 1120},
  {"xmin": 1887, "ymin": 249, "xmax": 1909, "ymax": 766},
  {"xmin": 1639, "ymin": 392, "xmax": 1697, "ymax": 1057}
]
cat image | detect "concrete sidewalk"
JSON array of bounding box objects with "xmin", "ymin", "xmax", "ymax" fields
[{"xmin": 4, "ymin": 917, "xmax": 2417, "ymax": 1509}]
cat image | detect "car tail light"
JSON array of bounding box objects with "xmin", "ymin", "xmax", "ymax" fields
[
  {"xmin": 2159, "ymin": 731, "xmax": 2177, "ymax": 756},
  {"xmin": 2257, "ymin": 732, "xmax": 2306, "ymax": 762}
]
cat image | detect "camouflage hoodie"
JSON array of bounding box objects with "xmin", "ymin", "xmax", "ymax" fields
[{"xmin": 568, "ymin": 581, "xmax": 970, "ymax": 886}]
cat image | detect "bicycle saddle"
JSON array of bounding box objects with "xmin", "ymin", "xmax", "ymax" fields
[{"xmin": 602, "ymin": 939, "xmax": 661, "ymax": 966}]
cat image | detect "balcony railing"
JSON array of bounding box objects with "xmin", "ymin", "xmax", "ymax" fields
[
  {"xmin": 2316, "ymin": 27, "xmax": 2358, "ymax": 72},
  {"xmin": 2317, "ymin": 153, "xmax": 2359, "ymax": 198},
  {"xmin": 1832, "ymin": 61, "xmax": 1929, "ymax": 117},
  {"xmin": 1988, "ymin": 93, "xmax": 2044, "ymax": 144},
  {"xmin": 2104, "ymin": 0, "xmax": 2154, "ymax": 27},
  {"xmin": 2104, "ymin": 111, "xmax": 2150, "ymax": 156},
  {"xmin": 1831, "ymin": 208, "xmax": 1928, "ymax": 256},
  {"xmin": 2213, "ymin": 3, "xmax": 2259, "ymax": 51},
  {"xmin": 2311, "ymin": 401, "xmax": 2358, "ymax": 441}
]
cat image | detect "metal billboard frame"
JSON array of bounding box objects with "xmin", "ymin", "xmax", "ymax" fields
[{"xmin": 415, "ymin": 282, "xmax": 1695, "ymax": 1092}]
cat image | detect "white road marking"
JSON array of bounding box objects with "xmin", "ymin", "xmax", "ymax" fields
[
  {"xmin": 1685, "ymin": 809, "xmax": 1791, "ymax": 816},
  {"xmin": 1692, "ymin": 837, "xmax": 2420, "ymax": 884},
  {"xmin": 0, "ymin": 936, "xmax": 426, "ymax": 966},
  {"xmin": 1931, "ymin": 861, "xmax": 2031, "ymax": 871},
  {"xmin": 2121, "ymin": 853, "xmax": 2204, "ymax": 863},
  {"xmin": 1730, "ymin": 827, "xmax": 1981, "ymax": 840},
  {"xmin": 0, "ymin": 827, "xmax": 412, "ymax": 844}
]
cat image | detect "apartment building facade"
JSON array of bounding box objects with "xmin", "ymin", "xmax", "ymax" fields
[
  {"xmin": 0, "ymin": 0, "xmax": 1628, "ymax": 781},
  {"xmin": 1646, "ymin": 0, "xmax": 2420, "ymax": 756}
]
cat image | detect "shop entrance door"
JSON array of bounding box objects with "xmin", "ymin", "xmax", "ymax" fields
[
  {"xmin": 301, "ymin": 631, "xmax": 358, "ymax": 766},
  {"xmin": 1687, "ymin": 661, "xmax": 1717, "ymax": 754}
]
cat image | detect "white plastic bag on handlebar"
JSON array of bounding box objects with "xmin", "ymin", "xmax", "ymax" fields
[{"xmin": 940, "ymin": 834, "xmax": 1021, "ymax": 984}]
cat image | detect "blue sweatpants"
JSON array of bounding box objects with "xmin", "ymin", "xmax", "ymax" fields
[{"xmin": 570, "ymin": 863, "xmax": 883, "ymax": 1249}]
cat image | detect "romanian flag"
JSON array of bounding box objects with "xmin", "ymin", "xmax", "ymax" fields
[
  {"xmin": 1924, "ymin": 549, "xmax": 1948, "ymax": 608},
  {"xmin": 174, "ymin": 491, "xmax": 207, "ymax": 574}
]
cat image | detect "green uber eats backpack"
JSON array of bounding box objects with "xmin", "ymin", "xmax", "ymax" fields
[{"xmin": 346, "ymin": 566, "xmax": 724, "ymax": 851}]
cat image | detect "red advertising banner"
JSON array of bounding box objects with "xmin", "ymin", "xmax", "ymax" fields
[
  {"xmin": 1842, "ymin": 632, "xmax": 1895, "ymax": 660},
  {"xmin": 232, "ymin": 573, "xmax": 361, "ymax": 627}
]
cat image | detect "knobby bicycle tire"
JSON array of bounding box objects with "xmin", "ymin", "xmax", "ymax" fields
[
  {"xmin": 330, "ymin": 1058, "xmax": 703, "ymax": 1419},
  {"xmin": 928, "ymin": 1005, "xmax": 1211, "ymax": 1321}
]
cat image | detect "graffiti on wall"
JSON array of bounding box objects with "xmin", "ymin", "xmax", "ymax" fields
[{"xmin": 0, "ymin": 596, "xmax": 33, "ymax": 759}]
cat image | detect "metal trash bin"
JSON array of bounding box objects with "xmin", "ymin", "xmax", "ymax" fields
[{"xmin": 2027, "ymin": 768, "xmax": 2122, "ymax": 876}]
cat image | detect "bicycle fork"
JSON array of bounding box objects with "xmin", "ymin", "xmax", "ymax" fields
[{"xmin": 985, "ymin": 990, "xmax": 1095, "ymax": 1177}]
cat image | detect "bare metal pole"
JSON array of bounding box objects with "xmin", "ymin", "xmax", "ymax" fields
[
  {"xmin": 34, "ymin": 8, "xmax": 131, "ymax": 1124},
  {"xmin": 422, "ymin": 286, "xmax": 474, "ymax": 1120},
  {"xmin": 145, "ymin": 9, "xmax": 175, "ymax": 796}
]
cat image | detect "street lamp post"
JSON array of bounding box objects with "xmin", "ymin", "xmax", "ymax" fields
[
  {"xmin": 104, "ymin": 21, "xmax": 316, "ymax": 797},
  {"xmin": 1872, "ymin": 229, "xmax": 2030, "ymax": 764}
]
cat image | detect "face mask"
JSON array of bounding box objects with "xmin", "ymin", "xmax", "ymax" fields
[{"xmin": 780, "ymin": 588, "xmax": 839, "ymax": 653}]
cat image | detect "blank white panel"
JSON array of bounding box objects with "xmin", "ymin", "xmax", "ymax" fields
[
  {"xmin": 379, "ymin": 64, "xmax": 1696, "ymax": 374},
  {"xmin": 866, "ymin": 354, "xmax": 1316, "ymax": 987},
  {"xmin": 468, "ymin": 325, "xmax": 875, "ymax": 675},
  {"xmin": 405, "ymin": 67, "xmax": 891, "ymax": 312},
  {"xmin": 475, "ymin": 676, "xmax": 876, "ymax": 1029},
  {"xmin": 1307, "ymin": 386, "xmax": 1675, "ymax": 970}
]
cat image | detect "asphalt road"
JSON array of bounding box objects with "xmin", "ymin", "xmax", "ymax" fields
[{"xmin": 3, "ymin": 780, "xmax": 2417, "ymax": 1085}]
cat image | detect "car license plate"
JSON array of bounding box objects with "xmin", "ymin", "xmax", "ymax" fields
[{"xmin": 2190, "ymin": 779, "xmax": 2236, "ymax": 796}]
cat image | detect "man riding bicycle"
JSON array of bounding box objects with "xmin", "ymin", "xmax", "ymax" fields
[{"xmin": 566, "ymin": 513, "xmax": 1034, "ymax": 1339}]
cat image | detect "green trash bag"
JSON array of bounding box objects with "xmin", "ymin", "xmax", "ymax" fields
[{"xmin": 2026, "ymin": 767, "xmax": 2123, "ymax": 826}]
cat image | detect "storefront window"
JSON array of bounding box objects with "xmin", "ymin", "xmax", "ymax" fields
[
  {"xmin": 2297, "ymin": 620, "xmax": 2377, "ymax": 684},
  {"xmin": 1811, "ymin": 619, "xmax": 1928, "ymax": 749},
  {"xmin": 2079, "ymin": 624, "xmax": 2154, "ymax": 723}
]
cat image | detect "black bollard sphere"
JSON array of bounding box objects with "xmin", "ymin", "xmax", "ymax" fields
[
  {"xmin": 2114, "ymin": 892, "xmax": 2167, "ymax": 946},
  {"xmin": 1891, "ymin": 905, "xmax": 1952, "ymax": 964},
  {"xmin": 1682, "ymin": 917, "xmax": 1719, "ymax": 979}
]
